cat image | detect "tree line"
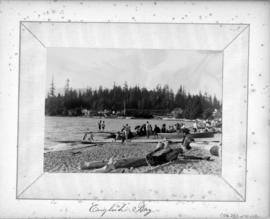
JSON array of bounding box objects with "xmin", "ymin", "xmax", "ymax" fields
[{"xmin": 45, "ymin": 80, "xmax": 221, "ymax": 119}]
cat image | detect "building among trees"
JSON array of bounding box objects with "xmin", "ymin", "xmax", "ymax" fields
[{"xmin": 45, "ymin": 80, "xmax": 222, "ymax": 120}]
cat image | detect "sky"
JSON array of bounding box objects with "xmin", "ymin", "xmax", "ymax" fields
[{"xmin": 47, "ymin": 48, "xmax": 223, "ymax": 100}]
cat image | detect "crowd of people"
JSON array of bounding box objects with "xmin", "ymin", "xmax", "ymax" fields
[
  {"xmin": 95, "ymin": 119, "xmax": 221, "ymax": 143},
  {"xmin": 192, "ymin": 119, "xmax": 222, "ymax": 133},
  {"xmin": 135, "ymin": 121, "xmax": 188, "ymax": 138},
  {"xmin": 123, "ymin": 119, "xmax": 220, "ymax": 141}
]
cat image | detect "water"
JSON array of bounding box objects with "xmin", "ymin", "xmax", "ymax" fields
[{"xmin": 45, "ymin": 116, "xmax": 193, "ymax": 147}]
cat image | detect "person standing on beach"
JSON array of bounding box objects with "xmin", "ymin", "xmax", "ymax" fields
[
  {"xmin": 98, "ymin": 120, "xmax": 102, "ymax": 131},
  {"xmin": 176, "ymin": 123, "xmax": 181, "ymax": 135},
  {"xmin": 193, "ymin": 121, "xmax": 198, "ymax": 132},
  {"xmin": 161, "ymin": 124, "xmax": 166, "ymax": 133},
  {"xmin": 146, "ymin": 121, "xmax": 151, "ymax": 138},
  {"xmin": 153, "ymin": 125, "xmax": 160, "ymax": 138},
  {"xmin": 141, "ymin": 124, "xmax": 146, "ymax": 136},
  {"xmin": 102, "ymin": 121, "xmax": 105, "ymax": 131},
  {"xmin": 124, "ymin": 124, "xmax": 131, "ymax": 141},
  {"xmin": 180, "ymin": 123, "xmax": 186, "ymax": 132}
]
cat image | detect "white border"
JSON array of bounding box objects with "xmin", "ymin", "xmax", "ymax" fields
[
  {"xmin": 0, "ymin": 1, "xmax": 269, "ymax": 218},
  {"xmin": 17, "ymin": 22, "xmax": 249, "ymax": 201}
]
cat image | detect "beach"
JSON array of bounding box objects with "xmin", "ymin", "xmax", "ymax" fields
[
  {"xmin": 44, "ymin": 136, "xmax": 221, "ymax": 174},
  {"xmin": 44, "ymin": 116, "xmax": 221, "ymax": 174}
]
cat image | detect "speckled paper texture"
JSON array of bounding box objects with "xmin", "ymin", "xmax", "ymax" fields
[
  {"xmin": 16, "ymin": 22, "xmax": 247, "ymax": 202},
  {"xmin": 0, "ymin": 1, "xmax": 269, "ymax": 218}
]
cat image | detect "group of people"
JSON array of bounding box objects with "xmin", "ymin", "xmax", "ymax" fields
[
  {"xmin": 163, "ymin": 123, "xmax": 187, "ymax": 133},
  {"xmin": 114, "ymin": 124, "xmax": 132, "ymax": 143},
  {"xmin": 95, "ymin": 119, "xmax": 220, "ymax": 142},
  {"xmin": 121, "ymin": 124, "xmax": 132, "ymax": 139},
  {"xmin": 98, "ymin": 120, "xmax": 106, "ymax": 131},
  {"xmin": 134, "ymin": 121, "xmax": 157, "ymax": 138},
  {"xmin": 192, "ymin": 119, "xmax": 221, "ymax": 133},
  {"xmin": 135, "ymin": 121, "xmax": 188, "ymax": 138}
]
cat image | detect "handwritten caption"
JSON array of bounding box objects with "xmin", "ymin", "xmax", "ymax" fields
[{"xmin": 89, "ymin": 201, "xmax": 155, "ymax": 217}]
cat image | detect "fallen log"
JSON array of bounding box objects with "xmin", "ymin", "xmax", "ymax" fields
[
  {"xmin": 81, "ymin": 148, "xmax": 183, "ymax": 170},
  {"xmin": 80, "ymin": 137, "xmax": 216, "ymax": 171},
  {"xmin": 81, "ymin": 157, "xmax": 148, "ymax": 170},
  {"xmin": 114, "ymin": 158, "xmax": 147, "ymax": 168}
]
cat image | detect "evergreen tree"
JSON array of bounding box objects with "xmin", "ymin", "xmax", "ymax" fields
[
  {"xmin": 45, "ymin": 80, "xmax": 222, "ymax": 119},
  {"xmin": 49, "ymin": 77, "xmax": 55, "ymax": 97}
]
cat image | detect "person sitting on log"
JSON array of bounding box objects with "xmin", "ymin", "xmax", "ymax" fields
[{"xmin": 146, "ymin": 138, "xmax": 183, "ymax": 166}]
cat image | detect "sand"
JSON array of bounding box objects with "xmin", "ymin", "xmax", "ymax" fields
[{"xmin": 44, "ymin": 138, "xmax": 221, "ymax": 174}]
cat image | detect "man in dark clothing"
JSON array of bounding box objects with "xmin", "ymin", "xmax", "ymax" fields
[
  {"xmin": 140, "ymin": 124, "xmax": 146, "ymax": 136},
  {"xmin": 98, "ymin": 120, "xmax": 102, "ymax": 131},
  {"xmin": 153, "ymin": 125, "xmax": 161, "ymax": 138},
  {"xmin": 146, "ymin": 121, "xmax": 151, "ymax": 138},
  {"xmin": 161, "ymin": 124, "xmax": 166, "ymax": 133},
  {"xmin": 101, "ymin": 121, "xmax": 105, "ymax": 131}
]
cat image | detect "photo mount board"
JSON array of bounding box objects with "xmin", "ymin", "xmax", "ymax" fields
[{"xmin": 17, "ymin": 22, "xmax": 249, "ymax": 201}]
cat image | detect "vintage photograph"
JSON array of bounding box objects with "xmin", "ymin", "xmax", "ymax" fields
[
  {"xmin": 1, "ymin": 0, "xmax": 269, "ymax": 216},
  {"xmin": 44, "ymin": 48, "xmax": 223, "ymax": 174}
]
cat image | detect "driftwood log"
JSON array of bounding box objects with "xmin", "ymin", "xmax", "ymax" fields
[
  {"xmin": 80, "ymin": 137, "xmax": 215, "ymax": 171},
  {"xmin": 81, "ymin": 157, "xmax": 148, "ymax": 170},
  {"xmin": 80, "ymin": 153, "xmax": 212, "ymax": 171},
  {"xmin": 81, "ymin": 148, "xmax": 185, "ymax": 170}
]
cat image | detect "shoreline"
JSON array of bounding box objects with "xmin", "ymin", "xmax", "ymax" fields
[
  {"xmin": 44, "ymin": 134, "xmax": 221, "ymax": 174},
  {"xmin": 45, "ymin": 115, "xmax": 197, "ymax": 122}
]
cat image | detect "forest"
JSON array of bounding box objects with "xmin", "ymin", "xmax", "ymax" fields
[{"xmin": 45, "ymin": 80, "xmax": 222, "ymax": 119}]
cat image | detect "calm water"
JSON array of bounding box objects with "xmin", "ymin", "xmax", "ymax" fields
[{"xmin": 45, "ymin": 116, "xmax": 193, "ymax": 147}]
